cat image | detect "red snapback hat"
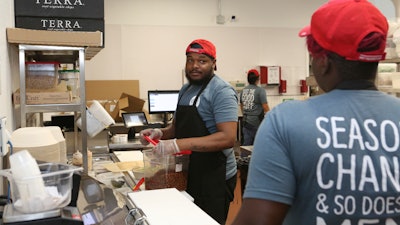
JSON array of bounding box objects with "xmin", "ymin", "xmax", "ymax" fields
[
  {"xmin": 299, "ymin": 0, "xmax": 388, "ymax": 62},
  {"xmin": 248, "ymin": 69, "xmax": 259, "ymax": 77},
  {"xmin": 186, "ymin": 39, "xmax": 216, "ymax": 59}
]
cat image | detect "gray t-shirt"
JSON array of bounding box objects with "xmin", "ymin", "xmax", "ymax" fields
[
  {"xmin": 240, "ymin": 84, "xmax": 267, "ymax": 127},
  {"xmin": 245, "ymin": 89, "xmax": 400, "ymax": 224}
]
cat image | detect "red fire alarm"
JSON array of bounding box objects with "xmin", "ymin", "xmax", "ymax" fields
[
  {"xmin": 300, "ymin": 79, "xmax": 308, "ymax": 93},
  {"xmin": 279, "ymin": 79, "xmax": 287, "ymax": 93}
]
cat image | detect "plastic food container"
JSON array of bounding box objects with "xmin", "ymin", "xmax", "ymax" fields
[
  {"xmin": 143, "ymin": 149, "xmax": 191, "ymax": 191},
  {"xmin": 25, "ymin": 62, "xmax": 59, "ymax": 89},
  {"xmin": 0, "ymin": 162, "xmax": 82, "ymax": 214},
  {"xmin": 58, "ymin": 69, "xmax": 80, "ymax": 98}
]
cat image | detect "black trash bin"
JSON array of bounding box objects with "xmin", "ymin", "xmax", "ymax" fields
[{"xmin": 236, "ymin": 156, "xmax": 251, "ymax": 196}]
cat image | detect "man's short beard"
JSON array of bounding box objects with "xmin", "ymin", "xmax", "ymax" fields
[{"xmin": 186, "ymin": 72, "xmax": 213, "ymax": 85}]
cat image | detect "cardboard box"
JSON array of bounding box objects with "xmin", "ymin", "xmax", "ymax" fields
[
  {"xmin": 119, "ymin": 93, "xmax": 145, "ymax": 113},
  {"xmin": 13, "ymin": 91, "xmax": 72, "ymax": 105},
  {"xmin": 14, "ymin": 0, "xmax": 104, "ymax": 19},
  {"xmin": 101, "ymin": 98, "xmax": 129, "ymax": 122},
  {"xmin": 103, "ymin": 94, "xmax": 145, "ymax": 122},
  {"xmin": 86, "ymin": 80, "xmax": 140, "ymax": 101},
  {"xmin": 85, "ymin": 80, "xmax": 144, "ymax": 122},
  {"xmin": 6, "ymin": 28, "xmax": 103, "ymax": 60}
]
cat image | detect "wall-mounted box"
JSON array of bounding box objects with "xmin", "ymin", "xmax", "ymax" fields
[
  {"xmin": 258, "ymin": 66, "xmax": 281, "ymax": 85},
  {"xmin": 14, "ymin": 0, "xmax": 104, "ymax": 19}
]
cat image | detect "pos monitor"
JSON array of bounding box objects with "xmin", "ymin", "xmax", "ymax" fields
[
  {"xmin": 122, "ymin": 112, "xmax": 149, "ymax": 139},
  {"xmin": 148, "ymin": 90, "xmax": 180, "ymax": 126},
  {"xmin": 147, "ymin": 90, "xmax": 180, "ymax": 114}
]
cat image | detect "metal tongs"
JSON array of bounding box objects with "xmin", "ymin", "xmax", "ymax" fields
[{"xmin": 143, "ymin": 135, "xmax": 159, "ymax": 146}]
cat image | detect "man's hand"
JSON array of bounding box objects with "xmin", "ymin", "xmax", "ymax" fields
[
  {"xmin": 153, "ymin": 139, "xmax": 180, "ymax": 155},
  {"xmin": 139, "ymin": 128, "xmax": 163, "ymax": 145}
]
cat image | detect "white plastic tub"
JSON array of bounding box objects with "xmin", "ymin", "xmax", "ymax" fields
[{"xmin": 0, "ymin": 162, "xmax": 82, "ymax": 214}]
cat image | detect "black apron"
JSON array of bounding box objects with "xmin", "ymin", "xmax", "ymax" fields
[{"xmin": 175, "ymin": 78, "xmax": 227, "ymax": 224}]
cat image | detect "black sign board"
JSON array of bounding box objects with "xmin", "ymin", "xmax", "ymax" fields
[{"xmin": 15, "ymin": 0, "xmax": 104, "ymax": 19}]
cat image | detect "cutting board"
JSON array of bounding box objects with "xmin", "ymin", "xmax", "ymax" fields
[
  {"xmin": 113, "ymin": 150, "xmax": 143, "ymax": 162},
  {"xmin": 127, "ymin": 188, "xmax": 219, "ymax": 225}
]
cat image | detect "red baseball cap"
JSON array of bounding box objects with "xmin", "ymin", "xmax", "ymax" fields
[
  {"xmin": 299, "ymin": 0, "xmax": 388, "ymax": 62},
  {"xmin": 186, "ymin": 39, "xmax": 216, "ymax": 59},
  {"xmin": 248, "ymin": 69, "xmax": 259, "ymax": 77}
]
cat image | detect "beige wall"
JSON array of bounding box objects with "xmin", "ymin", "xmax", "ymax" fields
[
  {"xmin": 0, "ymin": 0, "xmax": 14, "ymax": 130},
  {"xmin": 1, "ymin": 0, "xmax": 397, "ymax": 128},
  {"xmin": 85, "ymin": 0, "xmax": 329, "ymax": 104}
]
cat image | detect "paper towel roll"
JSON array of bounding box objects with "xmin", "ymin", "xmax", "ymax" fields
[
  {"xmin": 77, "ymin": 100, "xmax": 115, "ymax": 137},
  {"xmin": 88, "ymin": 100, "xmax": 115, "ymax": 127}
]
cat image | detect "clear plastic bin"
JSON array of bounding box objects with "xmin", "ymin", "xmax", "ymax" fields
[
  {"xmin": 143, "ymin": 149, "xmax": 190, "ymax": 191},
  {"xmin": 25, "ymin": 62, "xmax": 59, "ymax": 89},
  {"xmin": 58, "ymin": 69, "xmax": 80, "ymax": 98},
  {"xmin": 0, "ymin": 163, "xmax": 82, "ymax": 214}
]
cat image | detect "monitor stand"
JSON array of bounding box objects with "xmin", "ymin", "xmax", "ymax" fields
[
  {"xmin": 127, "ymin": 127, "xmax": 136, "ymax": 140},
  {"xmin": 163, "ymin": 112, "xmax": 168, "ymax": 128}
]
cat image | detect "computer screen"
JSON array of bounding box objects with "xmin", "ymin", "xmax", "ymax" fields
[
  {"xmin": 148, "ymin": 90, "xmax": 180, "ymax": 114},
  {"xmin": 122, "ymin": 112, "xmax": 148, "ymax": 128}
]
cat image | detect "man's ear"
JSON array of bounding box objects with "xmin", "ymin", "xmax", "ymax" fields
[
  {"xmin": 321, "ymin": 55, "xmax": 331, "ymax": 75},
  {"xmin": 313, "ymin": 55, "xmax": 330, "ymax": 76}
]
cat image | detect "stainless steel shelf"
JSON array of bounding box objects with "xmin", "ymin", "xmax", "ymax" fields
[
  {"xmin": 17, "ymin": 44, "xmax": 89, "ymax": 173},
  {"xmin": 23, "ymin": 103, "xmax": 83, "ymax": 113}
]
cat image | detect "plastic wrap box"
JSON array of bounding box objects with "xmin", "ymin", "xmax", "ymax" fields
[
  {"xmin": 13, "ymin": 90, "xmax": 72, "ymax": 105},
  {"xmin": 14, "ymin": 0, "xmax": 104, "ymax": 19}
]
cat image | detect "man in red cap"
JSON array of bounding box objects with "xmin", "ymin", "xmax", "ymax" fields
[
  {"xmin": 140, "ymin": 39, "xmax": 238, "ymax": 224},
  {"xmin": 232, "ymin": 0, "xmax": 400, "ymax": 224},
  {"xmin": 240, "ymin": 69, "xmax": 270, "ymax": 148}
]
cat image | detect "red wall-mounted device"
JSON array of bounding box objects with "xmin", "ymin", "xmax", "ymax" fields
[
  {"xmin": 300, "ymin": 79, "xmax": 308, "ymax": 93},
  {"xmin": 279, "ymin": 79, "xmax": 287, "ymax": 93}
]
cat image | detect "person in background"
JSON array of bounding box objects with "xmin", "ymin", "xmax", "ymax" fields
[
  {"xmin": 140, "ymin": 39, "xmax": 238, "ymax": 224},
  {"xmin": 232, "ymin": 0, "xmax": 399, "ymax": 224},
  {"xmin": 239, "ymin": 69, "xmax": 269, "ymax": 149}
]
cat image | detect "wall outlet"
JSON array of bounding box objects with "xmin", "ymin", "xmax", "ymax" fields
[{"xmin": 0, "ymin": 117, "xmax": 8, "ymax": 156}]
